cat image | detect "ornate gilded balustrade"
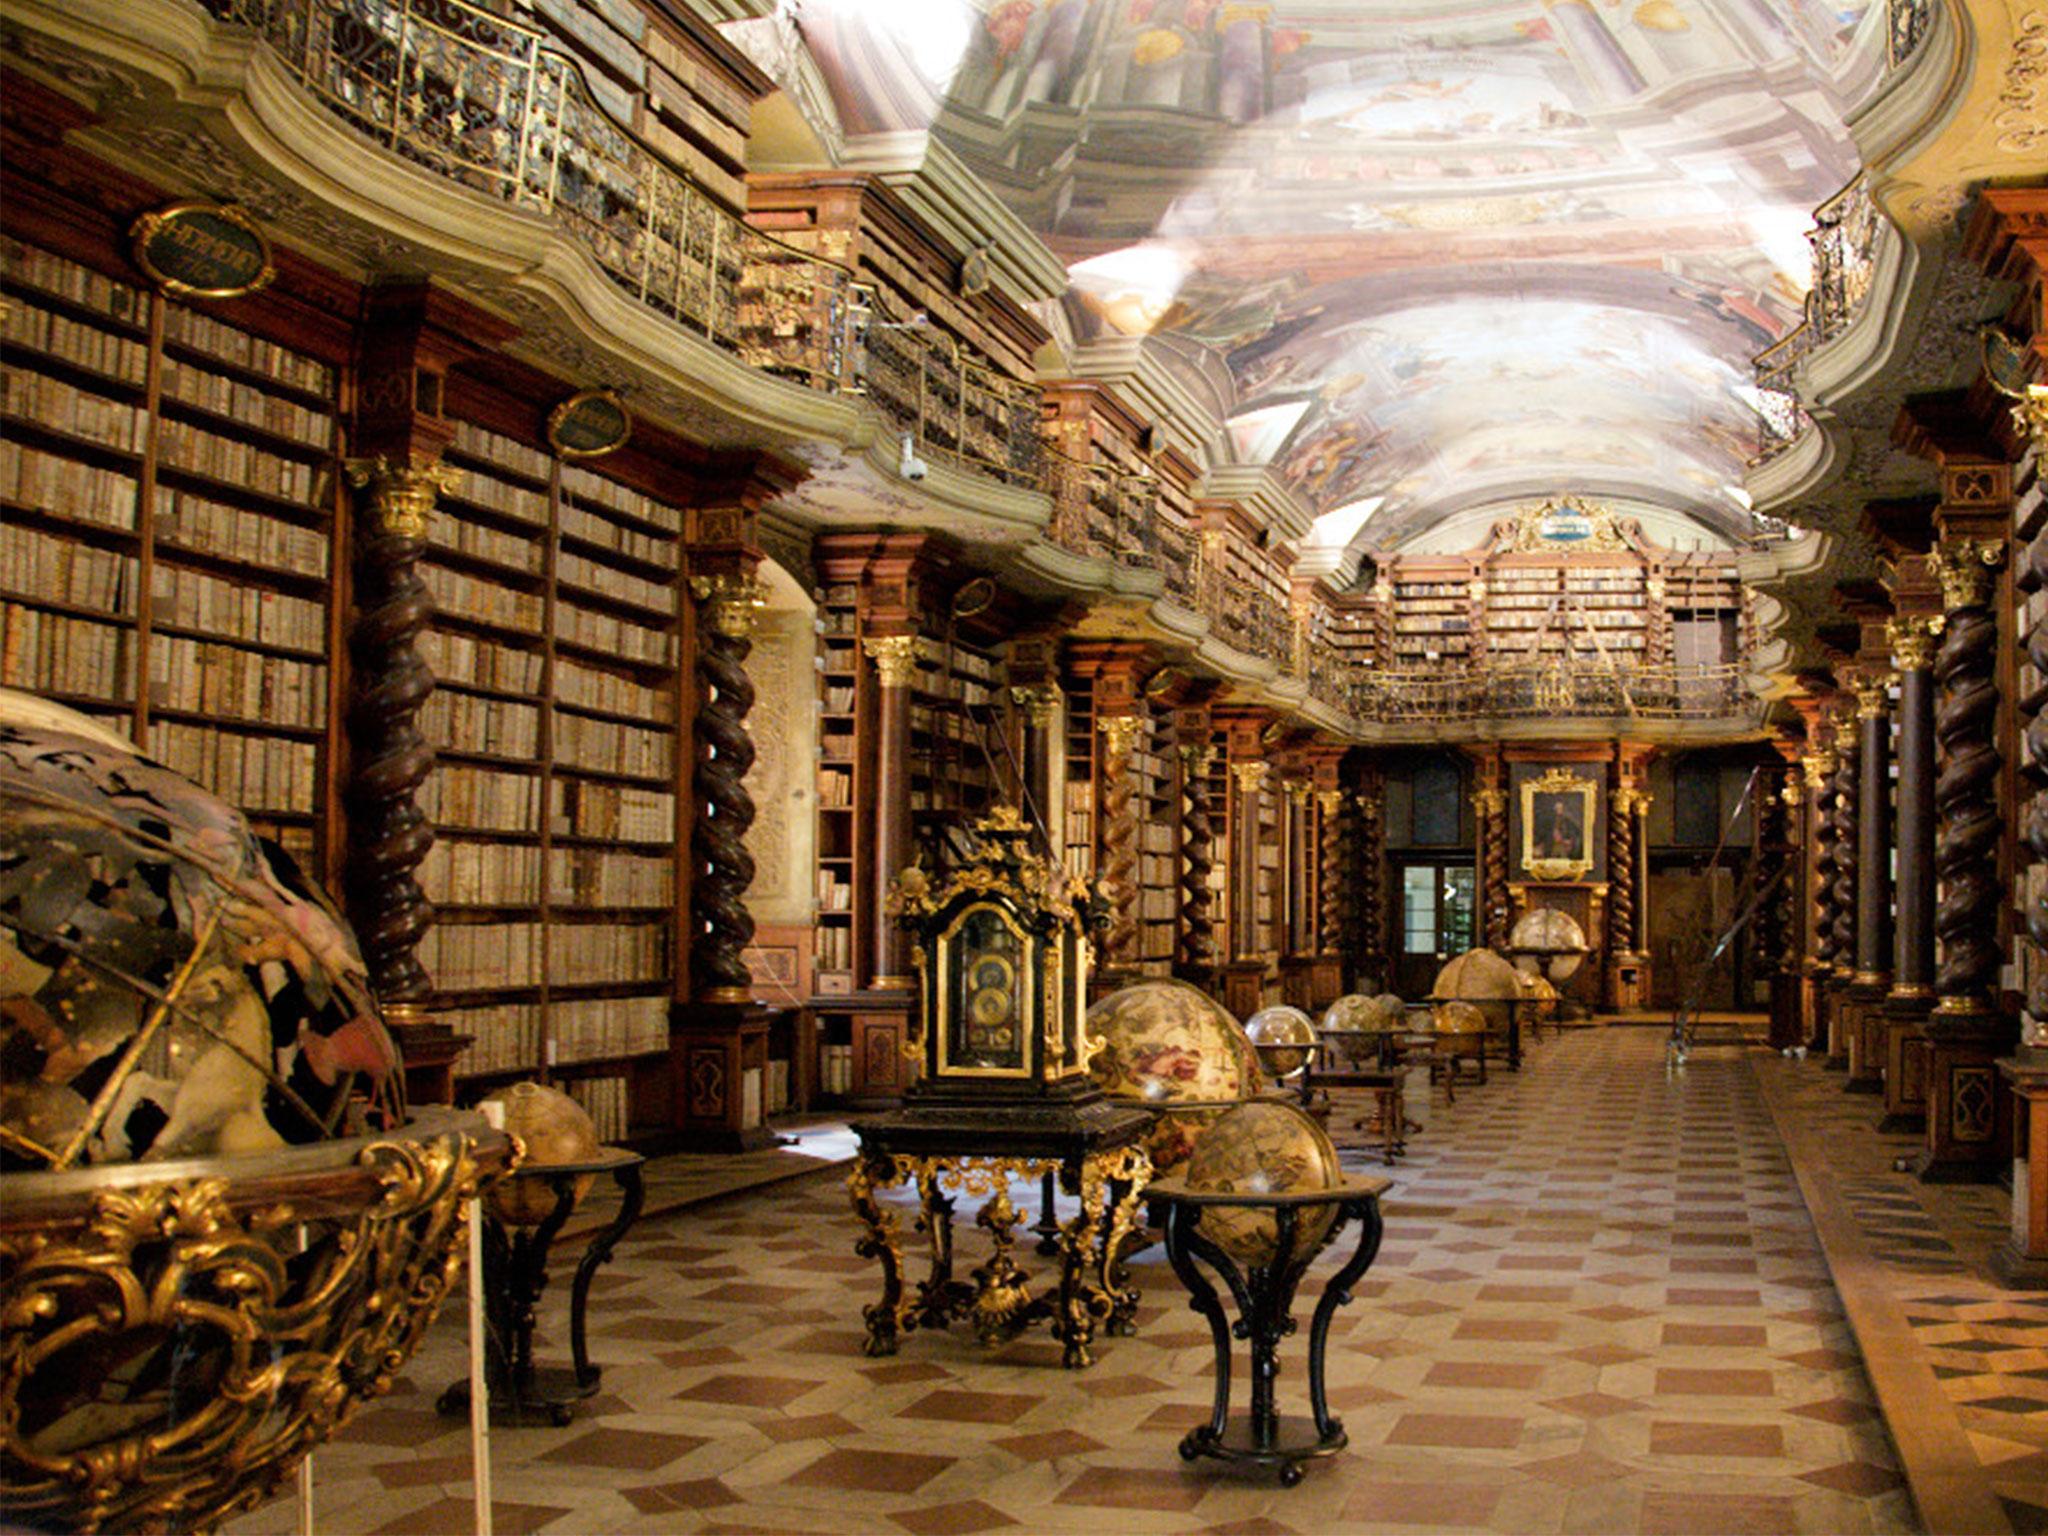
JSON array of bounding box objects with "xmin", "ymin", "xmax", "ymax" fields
[
  {"xmin": 1042, "ymin": 449, "xmax": 1170, "ymax": 570},
  {"xmin": 1349, "ymin": 662, "xmax": 1755, "ymax": 724},
  {"xmin": 859, "ymin": 292, "xmax": 1044, "ymax": 487},
  {"xmin": 1750, "ymin": 176, "xmax": 1879, "ymax": 462}
]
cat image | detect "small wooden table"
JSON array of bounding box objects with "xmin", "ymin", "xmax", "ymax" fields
[
  {"xmin": 438, "ymin": 1146, "xmax": 645, "ymax": 1426},
  {"xmin": 1145, "ymin": 1173, "xmax": 1389, "ymax": 1486}
]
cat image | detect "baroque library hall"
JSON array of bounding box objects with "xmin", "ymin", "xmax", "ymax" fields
[{"xmin": 1, "ymin": 0, "xmax": 2047, "ymax": 1531}]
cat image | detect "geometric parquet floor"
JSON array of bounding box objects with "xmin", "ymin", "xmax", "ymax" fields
[{"xmin": 227, "ymin": 1028, "xmax": 1916, "ymax": 1535}]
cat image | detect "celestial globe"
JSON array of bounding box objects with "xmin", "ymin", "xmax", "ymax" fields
[
  {"xmin": 1245, "ymin": 1005, "xmax": 1316, "ymax": 1079},
  {"xmin": 1515, "ymin": 971, "xmax": 1560, "ymax": 1024},
  {"xmin": 1088, "ymin": 979, "xmax": 1262, "ymax": 1175},
  {"xmin": 1509, "ymin": 908, "xmax": 1588, "ymax": 982},
  {"xmin": 482, "ymin": 1080, "xmax": 600, "ymax": 1226},
  {"xmin": 1431, "ymin": 948, "xmax": 1522, "ymax": 1034},
  {"xmin": 1183, "ymin": 1099, "xmax": 1343, "ymax": 1267},
  {"xmin": 1320, "ymin": 993, "xmax": 1400, "ymax": 1068}
]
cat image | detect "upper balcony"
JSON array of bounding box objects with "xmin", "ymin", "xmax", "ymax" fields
[{"xmin": 1751, "ymin": 175, "xmax": 1881, "ymax": 462}]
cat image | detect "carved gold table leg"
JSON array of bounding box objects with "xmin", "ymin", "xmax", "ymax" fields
[
  {"xmin": 973, "ymin": 1174, "xmax": 1034, "ymax": 1346},
  {"xmin": 848, "ymin": 1153, "xmax": 910, "ymax": 1357},
  {"xmin": 1097, "ymin": 1144, "xmax": 1151, "ymax": 1337},
  {"xmin": 914, "ymin": 1165, "xmax": 961, "ymax": 1329},
  {"xmin": 1054, "ymin": 1157, "xmax": 1113, "ymax": 1368}
]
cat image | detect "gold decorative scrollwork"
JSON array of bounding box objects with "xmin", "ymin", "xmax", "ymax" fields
[
  {"xmin": 688, "ymin": 573, "xmax": 767, "ymax": 638},
  {"xmin": 345, "ymin": 455, "xmax": 463, "ymax": 541},
  {"xmin": 1931, "ymin": 537, "xmax": 2006, "ymax": 611},
  {"xmin": 1887, "ymin": 614, "xmax": 1943, "ymax": 671},
  {"xmin": 0, "ymin": 1125, "xmax": 502, "ymax": 1535}
]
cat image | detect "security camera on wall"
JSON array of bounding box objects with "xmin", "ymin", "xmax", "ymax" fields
[{"xmin": 899, "ymin": 432, "xmax": 929, "ymax": 481}]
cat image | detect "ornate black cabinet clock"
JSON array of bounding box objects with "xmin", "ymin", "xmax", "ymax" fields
[{"xmin": 847, "ymin": 807, "xmax": 1152, "ymax": 1367}]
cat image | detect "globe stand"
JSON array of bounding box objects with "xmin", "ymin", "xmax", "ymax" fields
[
  {"xmin": 438, "ymin": 1148, "xmax": 645, "ymax": 1426},
  {"xmin": 1144, "ymin": 1174, "xmax": 1389, "ymax": 1486}
]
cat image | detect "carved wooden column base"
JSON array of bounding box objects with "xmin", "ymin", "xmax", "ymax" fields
[
  {"xmin": 1605, "ymin": 952, "xmax": 1648, "ymax": 1012},
  {"xmin": 1766, "ymin": 969, "xmax": 1803, "ymax": 1052},
  {"xmin": 1842, "ymin": 980, "xmax": 1891, "ymax": 1093},
  {"xmin": 1993, "ymin": 1054, "xmax": 2048, "ymax": 1288},
  {"xmin": 386, "ymin": 1000, "xmax": 472, "ymax": 1108},
  {"xmin": 1878, "ymin": 994, "xmax": 1934, "ymax": 1133},
  {"xmin": 1222, "ymin": 960, "xmax": 1272, "ymax": 1021},
  {"xmin": 1915, "ymin": 1009, "xmax": 2019, "ymax": 1184},
  {"xmin": 672, "ymin": 1002, "xmax": 775, "ymax": 1152},
  {"xmin": 1278, "ymin": 955, "xmax": 1316, "ymax": 1012},
  {"xmin": 1821, "ymin": 977, "xmax": 1854, "ymax": 1071}
]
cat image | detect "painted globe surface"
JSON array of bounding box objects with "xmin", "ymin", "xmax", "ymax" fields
[
  {"xmin": 1088, "ymin": 980, "xmax": 1261, "ymax": 1176},
  {"xmin": 1431, "ymin": 948, "xmax": 1523, "ymax": 1033},
  {"xmin": 484, "ymin": 1081, "xmax": 600, "ymax": 1226},
  {"xmin": 1245, "ymin": 1005, "xmax": 1316, "ymax": 1078},
  {"xmin": 1321, "ymin": 993, "xmax": 1401, "ymax": 1067},
  {"xmin": 1516, "ymin": 971, "xmax": 1560, "ymax": 1023},
  {"xmin": 1510, "ymin": 908, "xmax": 1588, "ymax": 981},
  {"xmin": 1184, "ymin": 1100, "xmax": 1343, "ymax": 1267},
  {"xmin": 0, "ymin": 694, "xmax": 403, "ymax": 1170},
  {"xmin": 1434, "ymin": 999, "xmax": 1489, "ymax": 1036}
]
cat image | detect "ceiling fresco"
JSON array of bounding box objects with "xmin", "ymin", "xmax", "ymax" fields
[{"xmin": 786, "ymin": 0, "xmax": 1880, "ymax": 553}]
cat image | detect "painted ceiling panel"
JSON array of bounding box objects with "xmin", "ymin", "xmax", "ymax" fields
[{"xmin": 787, "ymin": 0, "xmax": 1877, "ymax": 552}]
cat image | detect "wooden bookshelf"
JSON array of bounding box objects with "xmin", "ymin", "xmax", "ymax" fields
[
  {"xmin": 1134, "ymin": 719, "xmax": 1179, "ymax": 977},
  {"xmin": 812, "ymin": 580, "xmax": 860, "ymax": 1001},
  {"xmin": 0, "ymin": 233, "xmax": 340, "ymax": 876}
]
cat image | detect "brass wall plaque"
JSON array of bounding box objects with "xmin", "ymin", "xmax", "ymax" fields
[
  {"xmin": 546, "ymin": 389, "xmax": 632, "ymax": 458},
  {"xmin": 129, "ymin": 202, "xmax": 275, "ymax": 299}
]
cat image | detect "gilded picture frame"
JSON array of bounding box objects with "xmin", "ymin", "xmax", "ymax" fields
[{"xmin": 1520, "ymin": 767, "xmax": 1597, "ymax": 882}]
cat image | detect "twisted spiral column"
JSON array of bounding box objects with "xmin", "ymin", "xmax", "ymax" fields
[
  {"xmin": 2025, "ymin": 515, "xmax": 2048, "ymax": 1046},
  {"xmin": 1358, "ymin": 773, "xmax": 1388, "ymax": 984},
  {"xmin": 1808, "ymin": 749, "xmax": 1840, "ymax": 979},
  {"xmin": 1829, "ymin": 717, "xmax": 1859, "ymax": 979},
  {"xmin": 1772, "ymin": 769, "xmax": 1800, "ymax": 973},
  {"xmin": 343, "ymin": 456, "xmax": 460, "ymax": 1004},
  {"xmin": 1317, "ymin": 788, "xmax": 1343, "ymax": 954},
  {"xmin": 1751, "ymin": 775, "xmax": 1786, "ymax": 965},
  {"xmin": 1607, "ymin": 786, "xmax": 1637, "ymax": 954},
  {"xmin": 1177, "ymin": 743, "xmax": 1217, "ymax": 977},
  {"xmin": 1471, "ymin": 783, "xmax": 1509, "ymax": 949},
  {"xmin": 688, "ymin": 574, "xmax": 766, "ymax": 1003},
  {"xmin": 1933, "ymin": 538, "xmax": 2008, "ymax": 1014},
  {"xmin": 1098, "ymin": 713, "xmax": 1143, "ymax": 973}
]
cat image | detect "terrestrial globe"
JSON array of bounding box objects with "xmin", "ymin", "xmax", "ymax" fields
[
  {"xmin": 1319, "ymin": 993, "xmax": 1400, "ymax": 1068},
  {"xmin": 1431, "ymin": 948, "xmax": 1523, "ymax": 1034},
  {"xmin": 1088, "ymin": 979, "xmax": 1261, "ymax": 1175},
  {"xmin": 1509, "ymin": 908, "xmax": 1589, "ymax": 982},
  {"xmin": 0, "ymin": 690, "xmax": 506, "ymax": 1535},
  {"xmin": 1433, "ymin": 1000, "xmax": 1489, "ymax": 1036},
  {"xmin": 1183, "ymin": 1099, "xmax": 1343, "ymax": 1267},
  {"xmin": 482, "ymin": 1080, "xmax": 601, "ymax": 1226},
  {"xmin": 1245, "ymin": 1005, "xmax": 1316, "ymax": 1079}
]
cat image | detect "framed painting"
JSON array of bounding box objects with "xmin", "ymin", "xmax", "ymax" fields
[{"xmin": 1520, "ymin": 767, "xmax": 1597, "ymax": 882}]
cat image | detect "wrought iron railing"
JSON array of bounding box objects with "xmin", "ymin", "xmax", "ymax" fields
[
  {"xmin": 1348, "ymin": 661, "xmax": 1755, "ymax": 723},
  {"xmin": 203, "ymin": 0, "xmax": 1043, "ymax": 485},
  {"xmin": 1042, "ymin": 447, "xmax": 1168, "ymax": 570},
  {"xmin": 1749, "ymin": 176, "xmax": 1879, "ymax": 462}
]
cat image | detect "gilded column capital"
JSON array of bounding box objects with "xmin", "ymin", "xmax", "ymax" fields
[
  {"xmin": 1282, "ymin": 776, "xmax": 1311, "ymax": 806},
  {"xmin": 1231, "ymin": 761, "xmax": 1269, "ymax": 795},
  {"xmin": 1009, "ymin": 685, "xmax": 1060, "ymax": 728},
  {"xmin": 1098, "ymin": 713, "xmax": 1145, "ymax": 758},
  {"xmin": 688, "ymin": 573, "xmax": 767, "ymax": 638},
  {"xmin": 1177, "ymin": 742, "xmax": 1216, "ymax": 775},
  {"xmin": 1930, "ymin": 537, "xmax": 2006, "ymax": 610},
  {"xmin": 1802, "ymin": 749, "xmax": 1836, "ymax": 788},
  {"xmin": 345, "ymin": 454, "xmax": 462, "ymax": 539},
  {"xmin": 863, "ymin": 634, "xmax": 920, "ymax": 687},
  {"xmin": 1853, "ymin": 673, "xmax": 1894, "ymax": 719},
  {"xmin": 1886, "ymin": 614, "xmax": 1943, "ymax": 671},
  {"xmin": 1316, "ymin": 787, "xmax": 1344, "ymax": 816},
  {"xmin": 1471, "ymin": 787, "xmax": 1507, "ymax": 818},
  {"xmin": 1781, "ymin": 773, "xmax": 1803, "ymax": 810}
]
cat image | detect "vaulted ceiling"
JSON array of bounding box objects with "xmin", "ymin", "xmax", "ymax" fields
[{"xmin": 787, "ymin": 0, "xmax": 1880, "ymax": 559}]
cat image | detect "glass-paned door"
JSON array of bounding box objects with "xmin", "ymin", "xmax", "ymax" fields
[{"xmin": 1395, "ymin": 860, "xmax": 1475, "ymax": 998}]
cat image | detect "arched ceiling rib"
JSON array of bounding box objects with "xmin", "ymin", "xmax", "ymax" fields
[{"xmin": 783, "ymin": 0, "xmax": 1879, "ymax": 556}]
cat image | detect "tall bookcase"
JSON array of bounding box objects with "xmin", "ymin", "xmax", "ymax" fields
[
  {"xmin": 0, "ymin": 233, "xmax": 339, "ymax": 877},
  {"xmin": 812, "ymin": 580, "xmax": 859, "ymax": 1000},
  {"xmin": 413, "ymin": 394, "xmax": 683, "ymax": 1142},
  {"xmin": 1389, "ymin": 563, "xmax": 1476, "ymax": 668}
]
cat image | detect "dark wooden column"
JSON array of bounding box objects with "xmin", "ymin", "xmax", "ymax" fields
[
  {"xmin": 1278, "ymin": 772, "xmax": 1314, "ymax": 1008},
  {"xmin": 1314, "ymin": 777, "xmax": 1344, "ymax": 1010},
  {"xmin": 864, "ymin": 631, "xmax": 918, "ymax": 992},
  {"xmin": 1010, "ymin": 684, "xmax": 1061, "ymax": 834},
  {"xmin": 1919, "ymin": 531, "xmax": 2013, "ymax": 1180},
  {"xmin": 1175, "ymin": 723, "xmax": 1219, "ymax": 993},
  {"xmin": 1765, "ymin": 746, "xmax": 1805, "ymax": 1050},
  {"xmin": 1096, "ymin": 707, "xmax": 1146, "ymax": 991},
  {"xmin": 343, "ymin": 285, "xmax": 511, "ymax": 1103},
  {"xmin": 1356, "ymin": 765, "xmax": 1389, "ymax": 993},
  {"xmin": 1883, "ymin": 612, "xmax": 1942, "ymax": 1130},
  {"xmin": 1470, "ymin": 747, "xmax": 1510, "ymax": 950},
  {"xmin": 1222, "ymin": 716, "xmax": 1273, "ymax": 1018},
  {"xmin": 1844, "ymin": 671, "xmax": 1895, "ymax": 1092},
  {"xmin": 1805, "ymin": 739, "xmax": 1840, "ymax": 1051},
  {"xmin": 1606, "ymin": 744, "xmax": 1652, "ymax": 1010},
  {"xmin": 1823, "ymin": 705, "xmax": 1859, "ymax": 1070}
]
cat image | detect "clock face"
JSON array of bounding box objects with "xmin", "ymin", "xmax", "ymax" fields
[{"xmin": 946, "ymin": 905, "xmax": 1027, "ymax": 1071}]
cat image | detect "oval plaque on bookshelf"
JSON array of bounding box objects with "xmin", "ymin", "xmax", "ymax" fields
[
  {"xmin": 129, "ymin": 202, "xmax": 275, "ymax": 299},
  {"xmin": 547, "ymin": 389, "xmax": 632, "ymax": 459}
]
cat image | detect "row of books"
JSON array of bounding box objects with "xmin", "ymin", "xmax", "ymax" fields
[
  {"xmin": 420, "ymin": 690, "xmax": 542, "ymax": 759},
  {"xmin": 557, "ymin": 595, "xmax": 675, "ymax": 666},
  {"xmin": 813, "ymin": 921, "xmax": 852, "ymax": 971},
  {"xmin": 157, "ymin": 417, "xmax": 329, "ymax": 505},
  {"xmin": 452, "ymin": 420, "xmax": 552, "ymax": 484},
  {"xmin": 554, "ymin": 778, "xmax": 672, "ymax": 841},
  {"xmin": 551, "ymin": 846, "xmax": 672, "ymax": 907},
  {"xmin": 0, "ymin": 443, "xmax": 139, "ymax": 528},
  {"xmin": 146, "ymin": 719, "xmax": 317, "ymax": 815},
  {"xmin": 817, "ymin": 765, "xmax": 852, "ymax": 807},
  {"xmin": 1, "ymin": 236, "xmax": 147, "ymax": 326},
  {"xmin": 559, "ymin": 462, "xmax": 683, "ymax": 534},
  {"xmin": 817, "ymin": 1043, "xmax": 858, "ymax": 1097},
  {"xmin": 1, "ymin": 368, "xmax": 146, "ymax": 453},
  {"xmin": 558, "ymin": 548, "xmax": 674, "ymax": 615},
  {"xmin": 159, "ymin": 355, "xmax": 335, "ymax": 452},
  {"xmin": 556, "ymin": 659, "xmax": 669, "ymax": 721},
  {"xmin": 554, "ymin": 921, "xmax": 668, "ymax": 987},
  {"xmin": 151, "ymin": 562, "xmax": 325, "ymax": 652},
  {"xmin": 820, "ymin": 728, "xmax": 854, "ymax": 760},
  {"xmin": 0, "ymin": 604, "xmax": 135, "ymax": 696},
  {"xmin": 2, "ymin": 297, "xmax": 149, "ymax": 385},
  {"xmin": 418, "ymin": 922, "xmax": 545, "ymax": 990},
  {"xmin": 148, "ymin": 637, "xmax": 325, "ymax": 728},
  {"xmin": 422, "ymin": 562, "xmax": 545, "ymax": 633},
  {"xmin": 445, "ymin": 465, "xmax": 547, "ymax": 528},
  {"xmin": 567, "ymin": 1075, "xmax": 631, "ymax": 1144},
  {"xmin": 554, "ymin": 712, "xmax": 674, "ymax": 778},
  {"xmin": 1, "ymin": 527, "xmax": 137, "ymax": 612},
  {"xmin": 913, "ymin": 638, "xmax": 998, "ymax": 681},
  {"xmin": 156, "ymin": 484, "xmax": 329, "ymax": 577},
  {"xmin": 438, "ymin": 997, "xmax": 668, "ymax": 1072},
  {"xmin": 418, "ymin": 838, "xmax": 543, "ymax": 906},
  {"xmin": 417, "ymin": 630, "xmax": 544, "ymax": 694},
  {"xmin": 161, "ymin": 304, "xmax": 334, "ymax": 398},
  {"xmin": 815, "ymin": 868, "xmax": 853, "ymax": 911},
  {"xmin": 560, "ymin": 498, "xmax": 677, "ymax": 571},
  {"xmin": 766, "ymin": 1058, "xmax": 792, "ymax": 1116},
  {"xmin": 820, "ymin": 685, "xmax": 855, "ymax": 713},
  {"xmin": 421, "ymin": 765, "xmax": 543, "ymax": 832},
  {"xmin": 429, "ymin": 507, "xmax": 541, "ymax": 574}
]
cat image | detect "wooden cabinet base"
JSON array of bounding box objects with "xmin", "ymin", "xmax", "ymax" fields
[{"xmin": 672, "ymin": 1004, "xmax": 775, "ymax": 1151}]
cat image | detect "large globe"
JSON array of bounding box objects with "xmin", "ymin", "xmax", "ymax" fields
[
  {"xmin": 1088, "ymin": 980, "xmax": 1261, "ymax": 1175},
  {"xmin": 1320, "ymin": 993, "xmax": 1402, "ymax": 1067},
  {"xmin": 1183, "ymin": 1099, "xmax": 1343, "ymax": 1267},
  {"xmin": 1510, "ymin": 908, "xmax": 1588, "ymax": 982},
  {"xmin": 0, "ymin": 696, "xmax": 404, "ymax": 1168},
  {"xmin": 1245, "ymin": 1005, "xmax": 1316, "ymax": 1079},
  {"xmin": 484, "ymin": 1081, "xmax": 601, "ymax": 1226},
  {"xmin": 1515, "ymin": 971, "xmax": 1560, "ymax": 1024},
  {"xmin": 1434, "ymin": 999, "xmax": 1489, "ymax": 1036},
  {"xmin": 1431, "ymin": 948, "xmax": 1523, "ymax": 1035}
]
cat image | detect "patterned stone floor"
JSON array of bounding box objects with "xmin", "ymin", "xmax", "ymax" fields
[{"xmin": 229, "ymin": 1029, "xmax": 1915, "ymax": 1535}]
